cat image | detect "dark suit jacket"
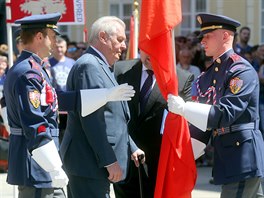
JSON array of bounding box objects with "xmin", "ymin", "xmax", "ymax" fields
[
  {"xmin": 113, "ymin": 58, "xmax": 194, "ymax": 197},
  {"xmin": 60, "ymin": 47, "xmax": 138, "ymax": 181}
]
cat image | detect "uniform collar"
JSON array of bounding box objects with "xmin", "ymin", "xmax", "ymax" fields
[
  {"xmin": 22, "ymin": 49, "xmax": 43, "ymax": 64},
  {"xmin": 214, "ymin": 49, "xmax": 234, "ymax": 64}
]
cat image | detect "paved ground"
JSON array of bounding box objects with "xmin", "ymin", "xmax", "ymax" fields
[{"xmin": 0, "ymin": 166, "xmax": 221, "ymax": 198}]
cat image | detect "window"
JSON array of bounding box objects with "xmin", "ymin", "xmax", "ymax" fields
[
  {"xmin": 181, "ymin": 0, "xmax": 207, "ymax": 36},
  {"xmin": 109, "ymin": 1, "xmax": 133, "ymax": 36}
]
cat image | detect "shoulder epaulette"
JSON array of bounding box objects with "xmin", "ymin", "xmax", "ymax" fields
[
  {"xmin": 29, "ymin": 56, "xmax": 41, "ymax": 72},
  {"xmin": 230, "ymin": 53, "xmax": 241, "ymax": 62},
  {"xmin": 27, "ymin": 56, "xmax": 43, "ymax": 83},
  {"xmin": 229, "ymin": 53, "xmax": 245, "ymax": 72}
]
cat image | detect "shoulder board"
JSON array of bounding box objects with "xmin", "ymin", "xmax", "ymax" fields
[
  {"xmin": 29, "ymin": 56, "xmax": 41, "ymax": 72},
  {"xmin": 229, "ymin": 53, "xmax": 241, "ymax": 62},
  {"xmin": 229, "ymin": 53, "xmax": 246, "ymax": 72}
]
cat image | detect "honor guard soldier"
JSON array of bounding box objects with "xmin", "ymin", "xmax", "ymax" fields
[
  {"xmin": 4, "ymin": 13, "xmax": 135, "ymax": 198},
  {"xmin": 167, "ymin": 13, "xmax": 264, "ymax": 198}
]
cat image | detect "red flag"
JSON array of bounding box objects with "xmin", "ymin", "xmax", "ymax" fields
[{"xmin": 139, "ymin": 0, "xmax": 197, "ymax": 197}]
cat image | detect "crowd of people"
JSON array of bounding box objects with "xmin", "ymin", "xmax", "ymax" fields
[{"xmin": 0, "ymin": 11, "xmax": 264, "ymax": 198}]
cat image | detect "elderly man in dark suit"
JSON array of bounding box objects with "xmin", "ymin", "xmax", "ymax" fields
[
  {"xmin": 60, "ymin": 16, "xmax": 144, "ymax": 198},
  {"xmin": 113, "ymin": 50, "xmax": 194, "ymax": 198}
]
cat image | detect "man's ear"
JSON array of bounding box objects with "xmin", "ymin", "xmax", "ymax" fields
[
  {"xmin": 99, "ymin": 31, "xmax": 108, "ymax": 43},
  {"xmin": 223, "ymin": 30, "xmax": 232, "ymax": 41},
  {"xmin": 35, "ymin": 32, "xmax": 44, "ymax": 42}
]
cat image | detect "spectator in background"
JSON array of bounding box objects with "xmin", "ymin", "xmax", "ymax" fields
[
  {"xmin": 0, "ymin": 44, "xmax": 8, "ymax": 57},
  {"xmin": 0, "ymin": 56, "xmax": 7, "ymax": 86},
  {"xmin": 252, "ymin": 43, "xmax": 264, "ymax": 72},
  {"xmin": 65, "ymin": 41, "xmax": 81, "ymax": 60},
  {"xmin": 177, "ymin": 47, "xmax": 201, "ymax": 80},
  {"xmin": 189, "ymin": 31, "xmax": 206, "ymax": 71},
  {"xmin": 49, "ymin": 36, "xmax": 75, "ymax": 91},
  {"xmin": 235, "ymin": 26, "xmax": 252, "ymax": 57},
  {"xmin": 77, "ymin": 41, "xmax": 87, "ymax": 57},
  {"xmin": 49, "ymin": 36, "xmax": 75, "ymax": 143},
  {"xmin": 60, "ymin": 34, "xmax": 70, "ymax": 46},
  {"xmin": 14, "ymin": 29, "xmax": 24, "ymax": 58},
  {"xmin": 174, "ymin": 36, "xmax": 187, "ymax": 64}
]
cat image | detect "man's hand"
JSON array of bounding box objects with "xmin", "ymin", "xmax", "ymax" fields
[
  {"xmin": 106, "ymin": 161, "xmax": 123, "ymax": 183},
  {"xmin": 49, "ymin": 167, "xmax": 69, "ymax": 188},
  {"xmin": 107, "ymin": 83, "xmax": 135, "ymax": 101},
  {"xmin": 131, "ymin": 149, "xmax": 145, "ymax": 167},
  {"xmin": 167, "ymin": 94, "xmax": 185, "ymax": 116}
]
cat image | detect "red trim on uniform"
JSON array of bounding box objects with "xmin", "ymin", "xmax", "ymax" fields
[
  {"xmin": 29, "ymin": 57, "xmax": 41, "ymax": 71},
  {"xmin": 37, "ymin": 125, "xmax": 46, "ymax": 133},
  {"xmin": 230, "ymin": 53, "xmax": 241, "ymax": 62}
]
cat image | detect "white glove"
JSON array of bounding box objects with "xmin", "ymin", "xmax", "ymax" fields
[
  {"xmin": 167, "ymin": 94, "xmax": 185, "ymax": 116},
  {"xmin": 80, "ymin": 83, "xmax": 135, "ymax": 117},
  {"xmin": 32, "ymin": 140, "xmax": 69, "ymax": 188},
  {"xmin": 167, "ymin": 94, "xmax": 211, "ymax": 131},
  {"xmin": 107, "ymin": 83, "xmax": 135, "ymax": 101},
  {"xmin": 49, "ymin": 168, "xmax": 69, "ymax": 188}
]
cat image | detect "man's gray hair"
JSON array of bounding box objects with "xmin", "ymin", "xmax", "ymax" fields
[{"xmin": 89, "ymin": 16, "xmax": 126, "ymax": 44}]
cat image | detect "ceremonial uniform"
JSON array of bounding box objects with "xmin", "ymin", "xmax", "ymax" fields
[
  {"xmin": 5, "ymin": 51, "xmax": 59, "ymax": 187},
  {"xmin": 4, "ymin": 13, "xmax": 69, "ymax": 198},
  {"xmin": 192, "ymin": 50, "xmax": 264, "ymax": 185},
  {"xmin": 168, "ymin": 13, "xmax": 264, "ymax": 197}
]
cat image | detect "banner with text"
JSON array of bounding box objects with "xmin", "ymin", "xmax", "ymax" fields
[{"xmin": 6, "ymin": 0, "xmax": 85, "ymax": 25}]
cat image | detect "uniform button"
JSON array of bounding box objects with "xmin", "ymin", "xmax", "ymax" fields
[
  {"xmin": 213, "ymin": 79, "xmax": 216, "ymax": 84},
  {"xmin": 236, "ymin": 141, "xmax": 240, "ymax": 146},
  {"xmin": 216, "ymin": 58, "xmax": 221, "ymax": 63},
  {"xmin": 215, "ymin": 67, "xmax": 219, "ymax": 72}
]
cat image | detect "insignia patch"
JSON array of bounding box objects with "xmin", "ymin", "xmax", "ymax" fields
[
  {"xmin": 229, "ymin": 77, "xmax": 243, "ymax": 94},
  {"xmin": 29, "ymin": 90, "xmax": 41, "ymax": 108}
]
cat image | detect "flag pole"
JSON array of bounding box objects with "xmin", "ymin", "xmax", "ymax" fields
[
  {"xmin": 83, "ymin": 0, "xmax": 88, "ymax": 42},
  {"xmin": 5, "ymin": 1, "xmax": 14, "ymax": 68},
  {"xmin": 171, "ymin": 29, "xmax": 176, "ymax": 71},
  {"xmin": 133, "ymin": 0, "xmax": 139, "ymax": 58}
]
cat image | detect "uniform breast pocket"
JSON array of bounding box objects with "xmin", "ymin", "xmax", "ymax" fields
[{"xmin": 216, "ymin": 130, "xmax": 257, "ymax": 177}]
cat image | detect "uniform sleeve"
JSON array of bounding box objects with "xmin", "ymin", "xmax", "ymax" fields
[
  {"xmin": 208, "ymin": 64, "xmax": 257, "ymax": 129},
  {"xmin": 15, "ymin": 70, "xmax": 54, "ymax": 151},
  {"xmin": 57, "ymin": 90, "xmax": 79, "ymax": 111},
  {"xmin": 73, "ymin": 61, "xmax": 117, "ymax": 168}
]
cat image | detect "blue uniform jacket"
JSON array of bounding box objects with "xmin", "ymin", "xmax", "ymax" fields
[
  {"xmin": 4, "ymin": 50, "xmax": 59, "ymax": 188},
  {"xmin": 192, "ymin": 49, "xmax": 264, "ymax": 185}
]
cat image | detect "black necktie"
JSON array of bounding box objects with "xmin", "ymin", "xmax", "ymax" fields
[{"xmin": 140, "ymin": 70, "xmax": 154, "ymax": 113}]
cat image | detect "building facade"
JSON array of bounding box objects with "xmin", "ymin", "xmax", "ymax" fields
[{"xmin": 60, "ymin": 0, "xmax": 263, "ymax": 46}]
